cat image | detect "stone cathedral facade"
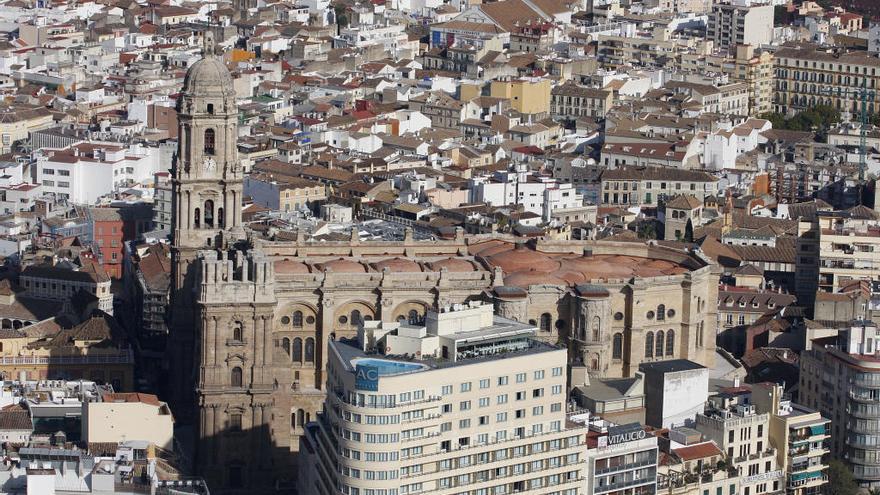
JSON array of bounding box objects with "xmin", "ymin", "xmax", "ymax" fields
[{"xmin": 169, "ymin": 50, "xmax": 721, "ymax": 493}]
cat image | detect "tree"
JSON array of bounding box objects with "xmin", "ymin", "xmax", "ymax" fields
[
  {"xmin": 684, "ymin": 218, "xmax": 694, "ymax": 243},
  {"xmin": 758, "ymin": 112, "xmax": 787, "ymax": 130},
  {"xmin": 637, "ymin": 222, "xmax": 657, "ymax": 240},
  {"xmin": 827, "ymin": 460, "xmax": 858, "ymax": 495},
  {"xmin": 333, "ymin": 5, "xmax": 349, "ymax": 28},
  {"xmin": 773, "ymin": 5, "xmax": 789, "ymax": 25},
  {"xmin": 759, "ymin": 105, "xmax": 840, "ymax": 134}
]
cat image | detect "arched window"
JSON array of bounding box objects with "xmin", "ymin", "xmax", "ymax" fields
[
  {"xmin": 231, "ymin": 367, "xmax": 242, "ymax": 387},
  {"xmin": 204, "ymin": 128, "xmax": 215, "ymax": 155},
  {"xmin": 540, "ymin": 313, "xmax": 552, "ymax": 332},
  {"xmin": 612, "ymin": 333, "xmax": 623, "ymax": 360},
  {"xmin": 282, "ymin": 337, "xmax": 290, "ymax": 356},
  {"xmin": 296, "ymin": 409, "xmax": 304, "ymax": 428},
  {"xmin": 590, "ymin": 356, "xmax": 599, "ymax": 371},
  {"xmin": 305, "ymin": 338, "xmax": 315, "ymax": 362},
  {"xmin": 656, "ymin": 304, "xmax": 665, "ymax": 321},
  {"xmin": 666, "ymin": 330, "xmax": 675, "ymax": 356},
  {"xmin": 232, "ymin": 322, "xmax": 242, "ymax": 342},
  {"xmin": 204, "ymin": 200, "xmax": 214, "ymax": 228},
  {"xmin": 351, "ymin": 310, "xmax": 362, "ymax": 326},
  {"xmin": 290, "ymin": 411, "xmax": 296, "ymax": 428},
  {"xmin": 656, "ymin": 330, "xmax": 665, "ymax": 357},
  {"xmin": 218, "ymin": 207, "xmax": 224, "ymax": 228},
  {"xmin": 292, "ymin": 338, "xmax": 302, "ymax": 362},
  {"xmin": 591, "ymin": 316, "xmax": 601, "ymax": 341},
  {"xmin": 408, "ymin": 309, "xmax": 420, "ymax": 324},
  {"xmin": 194, "ymin": 207, "xmax": 201, "ymax": 228},
  {"xmin": 207, "ymin": 103, "xmax": 214, "ymax": 115},
  {"xmin": 645, "ymin": 332, "xmax": 654, "ymax": 358},
  {"xmin": 292, "ymin": 311, "xmax": 303, "ymax": 327}
]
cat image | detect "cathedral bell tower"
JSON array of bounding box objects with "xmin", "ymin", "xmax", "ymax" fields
[
  {"xmin": 173, "ymin": 31, "xmax": 243, "ymax": 249},
  {"xmin": 168, "ymin": 31, "xmax": 244, "ymax": 421}
]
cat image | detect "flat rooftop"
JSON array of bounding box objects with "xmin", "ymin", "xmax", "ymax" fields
[{"xmin": 332, "ymin": 312, "xmax": 562, "ymax": 375}]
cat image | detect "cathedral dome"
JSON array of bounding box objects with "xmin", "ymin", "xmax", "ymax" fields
[{"xmin": 182, "ymin": 55, "xmax": 234, "ymax": 97}]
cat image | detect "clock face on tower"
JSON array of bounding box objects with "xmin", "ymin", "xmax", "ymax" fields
[{"xmin": 203, "ymin": 157, "xmax": 216, "ymax": 173}]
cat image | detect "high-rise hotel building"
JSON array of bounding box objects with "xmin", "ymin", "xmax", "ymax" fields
[{"xmin": 300, "ymin": 302, "xmax": 591, "ymax": 495}]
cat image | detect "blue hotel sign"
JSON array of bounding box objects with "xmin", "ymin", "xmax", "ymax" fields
[{"xmin": 355, "ymin": 364, "xmax": 379, "ymax": 391}]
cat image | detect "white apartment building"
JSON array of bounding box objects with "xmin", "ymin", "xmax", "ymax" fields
[
  {"xmin": 301, "ymin": 302, "xmax": 589, "ymax": 495},
  {"xmin": 704, "ymin": 118, "xmax": 773, "ymax": 171},
  {"xmin": 696, "ymin": 387, "xmax": 785, "ymax": 495},
  {"xmin": 36, "ymin": 142, "xmax": 164, "ymax": 204},
  {"xmin": 545, "ymin": 184, "xmax": 592, "ymax": 224},
  {"xmin": 0, "ymin": 183, "xmax": 41, "ymax": 215},
  {"xmin": 707, "ymin": 0, "xmax": 774, "ymax": 52},
  {"xmin": 470, "ymin": 170, "xmax": 587, "ymax": 222},
  {"xmin": 336, "ymin": 23, "xmax": 410, "ymax": 51}
]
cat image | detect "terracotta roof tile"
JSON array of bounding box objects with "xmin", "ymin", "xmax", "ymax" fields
[{"xmin": 673, "ymin": 441, "xmax": 722, "ymax": 461}]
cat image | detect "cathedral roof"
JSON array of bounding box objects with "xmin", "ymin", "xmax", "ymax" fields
[
  {"xmin": 470, "ymin": 239, "xmax": 691, "ymax": 289},
  {"xmin": 477, "ymin": 243, "xmax": 559, "ymax": 273},
  {"xmin": 273, "ymin": 259, "xmax": 311, "ymax": 274},
  {"xmin": 428, "ymin": 258, "xmax": 480, "ymax": 273},
  {"xmin": 371, "ymin": 258, "xmax": 423, "ymax": 273},
  {"xmin": 315, "ymin": 258, "xmax": 367, "ymax": 273}
]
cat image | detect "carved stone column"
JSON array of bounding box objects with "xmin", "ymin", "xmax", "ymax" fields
[
  {"xmin": 257, "ymin": 404, "xmax": 266, "ymax": 465},
  {"xmin": 318, "ymin": 295, "xmax": 335, "ymax": 388},
  {"xmin": 207, "ymin": 405, "xmax": 218, "ymax": 463},
  {"xmin": 213, "ymin": 317, "xmax": 222, "ymax": 384}
]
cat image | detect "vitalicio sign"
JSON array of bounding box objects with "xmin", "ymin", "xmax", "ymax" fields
[{"xmin": 606, "ymin": 423, "xmax": 647, "ymax": 446}]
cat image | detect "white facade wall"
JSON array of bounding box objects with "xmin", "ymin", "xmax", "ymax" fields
[
  {"xmin": 660, "ymin": 368, "xmax": 709, "ymax": 428},
  {"xmin": 349, "ymin": 134, "xmax": 383, "ymax": 153},
  {"xmin": 704, "ymin": 133, "xmax": 737, "ymax": 171},
  {"xmin": 394, "ymin": 110, "xmax": 432, "ymax": 134},
  {"xmin": 543, "ymin": 185, "xmax": 583, "ymax": 222}
]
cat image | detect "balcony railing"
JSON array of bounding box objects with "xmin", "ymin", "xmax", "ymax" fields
[
  {"xmin": 0, "ymin": 352, "xmax": 133, "ymax": 365},
  {"xmin": 734, "ymin": 449, "xmax": 776, "ymax": 464}
]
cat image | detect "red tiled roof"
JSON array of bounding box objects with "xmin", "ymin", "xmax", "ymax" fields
[{"xmin": 673, "ymin": 442, "xmax": 722, "ymax": 461}]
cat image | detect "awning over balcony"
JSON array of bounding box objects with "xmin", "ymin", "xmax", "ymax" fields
[
  {"xmin": 809, "ymin": 425, "xmax": 825, "ymax": 436},
  {"xmin": 790, "ymin": 471, "xmax": 824, "ymax": 482}
]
